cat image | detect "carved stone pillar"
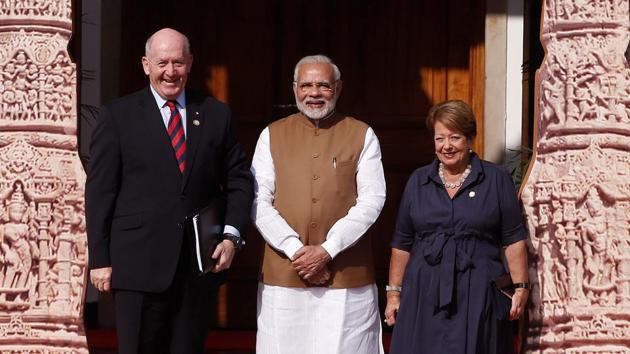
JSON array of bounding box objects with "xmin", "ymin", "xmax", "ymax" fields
[
  {"xmin": 0, "ymin": 1, "xmax": 88, "ymax": 353},
  {"xmin": 521, "ymin": 0, "xmax": 630, "ymax": 353}
]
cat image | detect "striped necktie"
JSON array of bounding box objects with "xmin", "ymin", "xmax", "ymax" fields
[{"xmin": 165, "ymin": 100, "xmax": 186, "ymax": 173}]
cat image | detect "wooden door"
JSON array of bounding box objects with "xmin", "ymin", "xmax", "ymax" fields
[{"xmin": 117, "ymin": 0, "xmax": 485, "ymax": 328}]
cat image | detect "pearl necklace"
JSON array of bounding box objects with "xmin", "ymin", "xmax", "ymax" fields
[{"xmin": 438, "ymin": 163, "xmax": 472, "ymax": 189}]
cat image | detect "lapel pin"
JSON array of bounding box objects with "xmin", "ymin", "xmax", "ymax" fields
[
  {"xmin": 193, "ymin": 119, "xmax": 200, "ymax": 126},
  {"xmin": 469, "ymin": 191, "xmax": 476, "ymax": 198}
]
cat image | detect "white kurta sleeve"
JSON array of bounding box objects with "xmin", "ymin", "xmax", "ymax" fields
[
  {"xmin": 251, "ymin": 127, "xmax": 304, "ymax": 259},
  {"xmin": 321, "ymin": 127, "xmax": 386, "ymax": 258}
]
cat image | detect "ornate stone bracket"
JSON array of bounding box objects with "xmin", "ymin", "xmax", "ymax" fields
[{"xmin": 521, "ymin": 0, "xmax": 630, "ymax": 353}]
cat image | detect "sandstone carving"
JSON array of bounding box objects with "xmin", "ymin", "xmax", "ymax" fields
[
  {"xmin": 521, "ymin": 0, "xmax": 630, "ymax": 353},
  {"xmin": 0, "ymin": 0, "xmax": 71, "ymax": 20},
  {"xmin": 0, "ymin": 1, "xmax": 88, "ymax": 353},
  {"xmin": 0, "ymin": 31, "xmax": 77, "ymax": 133}
]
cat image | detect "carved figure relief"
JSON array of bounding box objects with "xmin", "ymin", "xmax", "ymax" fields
[
  {"xmin": 0, "ymin": 32, "xmax": 76, "ymax": 131},
  {"xmin": 521, "ymin": 0, "xmax": 630, "ymax": 353},
  {"xmin": 0, "ymin": 1, "xmax": 87, "ymax": 353}
]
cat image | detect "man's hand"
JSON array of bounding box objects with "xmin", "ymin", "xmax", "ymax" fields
[
  {"xmin": 211, "ymin": 240, "xmax": 236, "ymax": 273},
  {"xmin": 304, "ymin": 266, "xmax": 331, "ymax": 285},
  {"xmin": 291, "ymin": 245, "xmax": 331, "ymax": 279},
  {"xmin": 90, "ymin": 267, "xmax": 112, "ymax": 292}
]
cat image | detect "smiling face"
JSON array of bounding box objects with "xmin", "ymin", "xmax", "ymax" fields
[
  {"xmin": 433, "ymin": 120, "xmax": 472, "ymax": 172},
  {"xmin": 142, "ymin": 29, "xmax": 192, "ymax": 100},
  {"xmin": 293, "ymin": 62, "xmax": 342, "ymax": 119}
]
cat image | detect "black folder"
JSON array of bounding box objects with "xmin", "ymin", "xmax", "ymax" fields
[{"xmin": 188, "ymin": 197, "xmax": 226, "ymax": 274}]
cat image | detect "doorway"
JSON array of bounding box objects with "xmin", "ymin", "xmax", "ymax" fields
[{"xmin": 82, "ymin": 0, "xmax": 486, "ymax": 334}]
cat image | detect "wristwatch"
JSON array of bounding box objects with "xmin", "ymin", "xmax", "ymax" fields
[
  {"xmin": 385, "ymin": 285, "xmax": 402, "ymax": 292},
  {"xmin": 223, "ymin": 233, "xmax": 245, "ymax": 251},
  {"xmin": 513, "ymin": 282, "xmax": 531, "ymax": 290}
]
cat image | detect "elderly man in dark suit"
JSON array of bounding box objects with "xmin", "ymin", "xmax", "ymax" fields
[{"xmin": 86, "ymin": 28, "xmax": 253, "ymax": 354}]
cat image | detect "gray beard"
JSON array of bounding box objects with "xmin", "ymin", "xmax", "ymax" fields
[{"xmin": 295, "ymin": 97, "xmax": 338, "ymax": 120}]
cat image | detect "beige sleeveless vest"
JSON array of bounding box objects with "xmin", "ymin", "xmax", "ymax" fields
[{"xmin": 260, "ymin": 112, "xmax": 375, "ymax": 288}]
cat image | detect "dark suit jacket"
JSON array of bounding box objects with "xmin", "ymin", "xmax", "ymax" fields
[
  {"xmin": 79, "ymin": 104, "xmax": 99, "ymax": 170},
  {"xmin": 85, "ymin": 87, "xmax": 253, "ymax": 292}
]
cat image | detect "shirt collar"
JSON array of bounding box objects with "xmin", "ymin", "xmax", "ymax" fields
[
  {"xmin": 149, "ymin": 85, "xmax": 186, "ymax": 110},
  {"xmin": 423, "ymin": 152, "xmax": 485, "ymax": 187}
]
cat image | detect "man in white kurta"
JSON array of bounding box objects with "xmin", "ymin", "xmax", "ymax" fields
[{"xmin": 252, "ymin": 55, "xmax": 386, "ymax": 354}]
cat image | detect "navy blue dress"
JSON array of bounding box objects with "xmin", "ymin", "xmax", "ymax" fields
[{"xmin": 389, "ymin": 154, "xmax": 526, "ymax": 354}]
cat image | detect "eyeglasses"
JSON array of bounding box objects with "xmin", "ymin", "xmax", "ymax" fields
[{"xmin": 294, "ymin": 81, "xmax": 337, "ymax": 93}]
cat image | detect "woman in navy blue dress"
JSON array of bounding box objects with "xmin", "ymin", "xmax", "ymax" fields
[{"xmin": 385, "ymin": 100, "xmax": 529, "ymax": 354}]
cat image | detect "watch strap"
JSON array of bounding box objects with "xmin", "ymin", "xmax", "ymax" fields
[
  {"xmin": 385, "ymin": 285, "xmax": 402, "ymax": 292},
  {"xmin": 223, "ymin": 233, "xmax": 245, "ymax": 250}
]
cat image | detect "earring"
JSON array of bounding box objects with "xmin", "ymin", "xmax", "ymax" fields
[{"xmin": 469, "ymin": 148, "xmax": 473, "ymax": 153}]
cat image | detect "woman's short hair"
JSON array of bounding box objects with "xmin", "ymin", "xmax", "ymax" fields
[{"xmin": 425, "ymin": 100, "xmax": 477, "ymax": 139}]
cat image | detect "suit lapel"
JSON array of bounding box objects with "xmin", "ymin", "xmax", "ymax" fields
[
  {"xmin": 181, "ymin": 95, "xmax": 202, "ymax": 191},
  {"xmin": 139, "ymin": 88, "xmax": 183, "ymax": 179}
]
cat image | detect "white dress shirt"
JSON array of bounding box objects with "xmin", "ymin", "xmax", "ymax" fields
[
  {"xmin": 251, "ymin": 126, "xmax": 386, "ymax": 259},
  {"xmin": 149, "ymin": 85, "xmax": 240, "ymax": 237},
  {"xmin": 149, "ymin": 85, "xmax": 187, "ymax": 137}
]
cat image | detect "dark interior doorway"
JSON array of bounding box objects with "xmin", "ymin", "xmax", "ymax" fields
[{"xmin": 79, "ymin": 0, "xmax": 486, "ymax": 332}]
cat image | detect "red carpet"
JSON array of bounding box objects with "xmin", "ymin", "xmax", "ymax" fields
[
  {"xmin": 87, "ymin": 329, "xmax": 256, "ymax": 350},
  {"xmin": 87, "ymin": 329, "xmax": 392, "ymax": 351}
]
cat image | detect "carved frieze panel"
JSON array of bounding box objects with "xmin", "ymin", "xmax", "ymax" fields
[
  {"xmin": 0, "ymin": 30, "xmax": 77, "ymax": 134},
  {"xmin": 0, "ymin": 1, "xmax": 87, "ymax": 353},
  {"xmin": 0, "ymin": 0, "xmax": 72, "ymax": 26},
  {"xmin": 521, "ymin": 0, "xmax": 630, "ymax": 353}
]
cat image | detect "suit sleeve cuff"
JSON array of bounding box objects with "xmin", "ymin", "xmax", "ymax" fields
[
  {"xmin": 223, "ymin": 225, "xmax": 241, "ymax": 238},
  {"xmin": 88, "ymin": 256, "xmax": 111, "ymax": 270}
]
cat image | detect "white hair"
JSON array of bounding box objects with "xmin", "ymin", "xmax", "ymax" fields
[
  {"xmin": 145, "ymin": 29, "xmax": 191, "ymax": 57},
  {"xmin": 293, "ymin": 55, "xmax": 341, "ymax": 82}
]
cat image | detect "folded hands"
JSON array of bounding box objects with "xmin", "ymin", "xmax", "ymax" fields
[{"xmin": 291, "ymin": 245, "xmax": 332, "ymax": 285}]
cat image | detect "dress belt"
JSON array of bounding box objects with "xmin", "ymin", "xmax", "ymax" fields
[{"xmin": 417, "ymin": 229, "xmax": 496, "ymax": 311}]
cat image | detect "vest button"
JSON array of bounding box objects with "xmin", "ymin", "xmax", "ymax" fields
[
  {"xmin": 314, "ymin": 130, "xmax": 320, "ymax": 136},
  {"xmin": 312, "ymin": 175, "xmax": 319, "ymax": 180},
  {"xmin": 310, "ymin": 222, "xmax": 317, "ymax": 228},
  {"xmin": 312, "ymin": 198, "xmax": 318, "ymax": 203},
  {"xmin": 312, "ymin": 153, "xmax": 319, "ymax": 158}
]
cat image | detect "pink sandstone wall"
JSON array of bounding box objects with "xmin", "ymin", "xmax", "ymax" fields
[
  {"xmin": 521, "ymin": 0, "xmax": 630, "ymax": 353},
  {"xmin": 0, "ymin": 0, "xmax": 88, "ymax": 352}
]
